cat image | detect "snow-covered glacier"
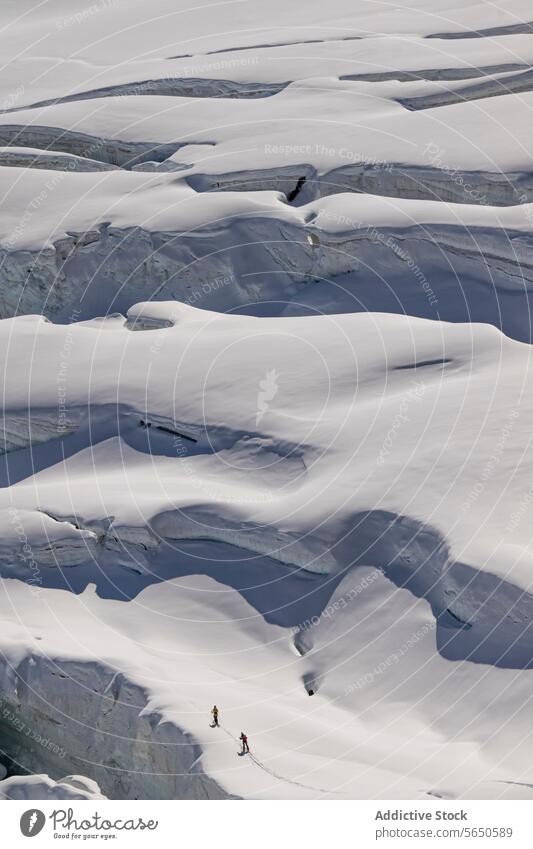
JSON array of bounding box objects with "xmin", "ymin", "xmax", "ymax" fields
[{"xmin": 1, "ymin": 0, "xmax": 533, "ymax": 802}]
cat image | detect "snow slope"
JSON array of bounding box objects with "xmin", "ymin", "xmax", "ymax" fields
[{"xmin": 1, "ymin": 0, "xmax": 533, "ymax": 801}]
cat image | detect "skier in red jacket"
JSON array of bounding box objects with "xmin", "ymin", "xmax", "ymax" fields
[{"xmin": 240, "ymin": 732, "xmax": 249, "ymax": 754}]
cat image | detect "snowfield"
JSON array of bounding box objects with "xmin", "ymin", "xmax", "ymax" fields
[{"xmin": 1, "ymin": 0, "xmax": 533, "ymax": 801}]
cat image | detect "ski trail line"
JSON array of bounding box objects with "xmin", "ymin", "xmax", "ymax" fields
[{"xmin": 219, "ymin": 724, "xmax": 340, "ymax": 795}]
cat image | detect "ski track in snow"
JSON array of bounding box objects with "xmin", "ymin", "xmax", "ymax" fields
[{"xmin": 1, "ymin": 0, "xmax": 533, "ymax": 802}]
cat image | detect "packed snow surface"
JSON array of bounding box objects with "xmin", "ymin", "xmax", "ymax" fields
[
  {"xmin": 1, "ymin": 0, "xmax": 533, "ymax": 801},
  {"xmin": 0, "ymin": 774, "xmax": 106, "ymax": 800}
]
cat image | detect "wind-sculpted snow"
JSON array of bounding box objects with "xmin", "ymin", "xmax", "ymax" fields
[
  {"xmin": 190, "ymin": 162, "xmax": 533, "ymax": 207},
  {"xmin": 0, "ymin": 774, "xmax": 106, "ymax": 800},
  {"xmin": 427, "ymin": 21, "xmax": 533, "ymax": 39},
  {"xmin": 5, "ymin": 35, "xmax": 533, "ymax": 116},
  {"xmin": 2, "ymin": 0, "xmax": 533, "ymax": 802},
  {"xmin": 1, "ymin": 305, "xmax": 532, "ymax": 592}
]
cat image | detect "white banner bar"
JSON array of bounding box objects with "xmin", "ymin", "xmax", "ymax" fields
[{"xmin": 1, "ymin": 800, "xmax": 531, "ymax": 848}]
